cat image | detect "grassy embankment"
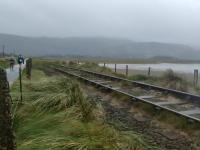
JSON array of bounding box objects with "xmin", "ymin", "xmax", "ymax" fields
[
  {"xmin": 11, "ymin": 60, "xmax": 156, "ymax": 150},
  {"xmin": 0, "ymin": 58, "xmax": 9, "ymax": 69}
]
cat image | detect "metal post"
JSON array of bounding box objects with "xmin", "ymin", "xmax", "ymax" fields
[
  {"xmin": 126, "ymin": 65, "xmax": 128, "ymax": 76},
  {"xmin": 115, "ymin": 64, "xmax": 117, "ymax": 73},
  {"xmin": 19, "ymin": 64, "xmax": 23, "ymax": 103},
  {"xmin": 148, "ymin": 67, "xmax": 151, "ymax": 76},
  {"xmin": 194, "ymin": 69, "xmax": 198, "ymax": 87}
]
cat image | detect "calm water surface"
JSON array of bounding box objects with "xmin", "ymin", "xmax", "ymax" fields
[{"xmin": 100, "ymin": 63, "xmax": 200, "ymax": 74}]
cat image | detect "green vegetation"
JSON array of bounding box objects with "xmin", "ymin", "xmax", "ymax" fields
[
  {"xmin": 161, "ymin": 69, "xmax": 188, "ymax": 91},
  {"xmin": 76, "ymin": 62, "xmax": 126, "ymax": 79},
  {"xmin": 11, "ymin": 60, "xmax": 154, "ymax": 150},
  {"xmin": 78, "ymin": 62, "xmax": 114, "ymax": 74},
  {"xmin": 129, "ymin": 69, "xmax": 189, "ymax": 92},
  {"xmin": 0, "ymin": 58, "xmax": 9, "ymax": 69}
]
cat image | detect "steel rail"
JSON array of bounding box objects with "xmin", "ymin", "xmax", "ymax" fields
[
  {"xmin": 62, "ymin": 66, "xmax": 200, "ymax": 104},
  {"xmin": 55, "ymin": 67, "xmax": 200, "ymax": 123}
]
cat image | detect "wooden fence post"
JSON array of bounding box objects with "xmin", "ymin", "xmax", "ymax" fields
[
  {"xmin": 26, "ymin": 58, "xmax": 32, "ymax": 79},
  {"xmin": 115, "ymin": 64, "xmax": 117, "ymax": 73},
  {"xmin": 104, "ymin": 62, "xmax": 106, "ymax": 67},
  {"xmin": 126, "ymin": 65, "xmax": 128, "ymax": 76},
  {"xmin": 0, "ymin": 68, "xmax": 16, "ymax": 150},
  {"xmin": 148, "ymin": 67, "xmax": 151, "ymax": 76},
  {"xmin": 194, "ymin": 69, "xmax": 198, "ymax": 87}
]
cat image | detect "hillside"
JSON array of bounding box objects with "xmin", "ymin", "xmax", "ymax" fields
[{"xmin": 0, "ymin": 33, "xmax": 199, "ymax": 59}]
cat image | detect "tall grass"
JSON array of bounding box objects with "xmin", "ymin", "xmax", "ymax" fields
[
  {"xmin": 161, "ymin": 69, "xmax": 188, "ymax": 91},
  {"xmin": 33, "ymin": 78, "xmax": 94, "ymax": 121},
  {"xmin": 0, "ymin": 58, "xmax": 9, "ymax": 69},
  {"xmin": 128, "ymin": 69, "xmax": 189, "ymax": 92},
  {"xmin": 78, "ymin": 62, "xmax": 114, "ymax": 74},
  {"xmin": 12, "ymin": 66, "xmax": 152, "ymax": 150}
]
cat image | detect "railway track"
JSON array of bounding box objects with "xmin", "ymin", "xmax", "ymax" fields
[{"xmin": 54, "ymin": 66, "xmax": 200, "ymax": 123}]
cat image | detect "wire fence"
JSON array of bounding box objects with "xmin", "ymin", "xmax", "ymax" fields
[{"xmin": 100, "ymin": 63, "xmax": 200, "ymax": 87}]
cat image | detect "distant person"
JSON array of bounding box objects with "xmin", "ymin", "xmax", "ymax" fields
[
  {"xmin": 9, "ymin": 58, "xmax": 15, "ymax": 71},
  {"xmin": 17, "ymin": 55, "xmax": 24, "ymax": 65}
]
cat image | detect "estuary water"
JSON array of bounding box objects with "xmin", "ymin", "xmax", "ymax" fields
[{"xmin": 100, "ymin": 63, "xmax": 200, "ymax": 74}]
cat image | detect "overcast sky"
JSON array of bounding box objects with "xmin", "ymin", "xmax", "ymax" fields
[{"xmin": 0, "ymin": 0, "xmax": 200, "ymax": 46}]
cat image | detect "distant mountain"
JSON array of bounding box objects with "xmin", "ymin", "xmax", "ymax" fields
[{"xmin": 0, "ymin": 33, "xmax": 199, "ymax": 60}]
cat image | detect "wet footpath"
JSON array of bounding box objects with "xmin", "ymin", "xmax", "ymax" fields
[{"xmin": 6, "ymin": 63, "xmax": 26, "ymax": 86}]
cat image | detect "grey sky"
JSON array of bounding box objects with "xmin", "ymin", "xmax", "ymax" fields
[{"xmin": 0, "ymin": 0, "xmax": 200, "ymax": 46}]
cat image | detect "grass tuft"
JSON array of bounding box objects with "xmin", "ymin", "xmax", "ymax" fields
[{"xmin": 0, "ymin": 58, "xmax": 9, "ymax": 69}]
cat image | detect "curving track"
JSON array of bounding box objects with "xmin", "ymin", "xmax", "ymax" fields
[{"xmin": 54, "ymin": 66, "xmax": 200, "ymax": 123}]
